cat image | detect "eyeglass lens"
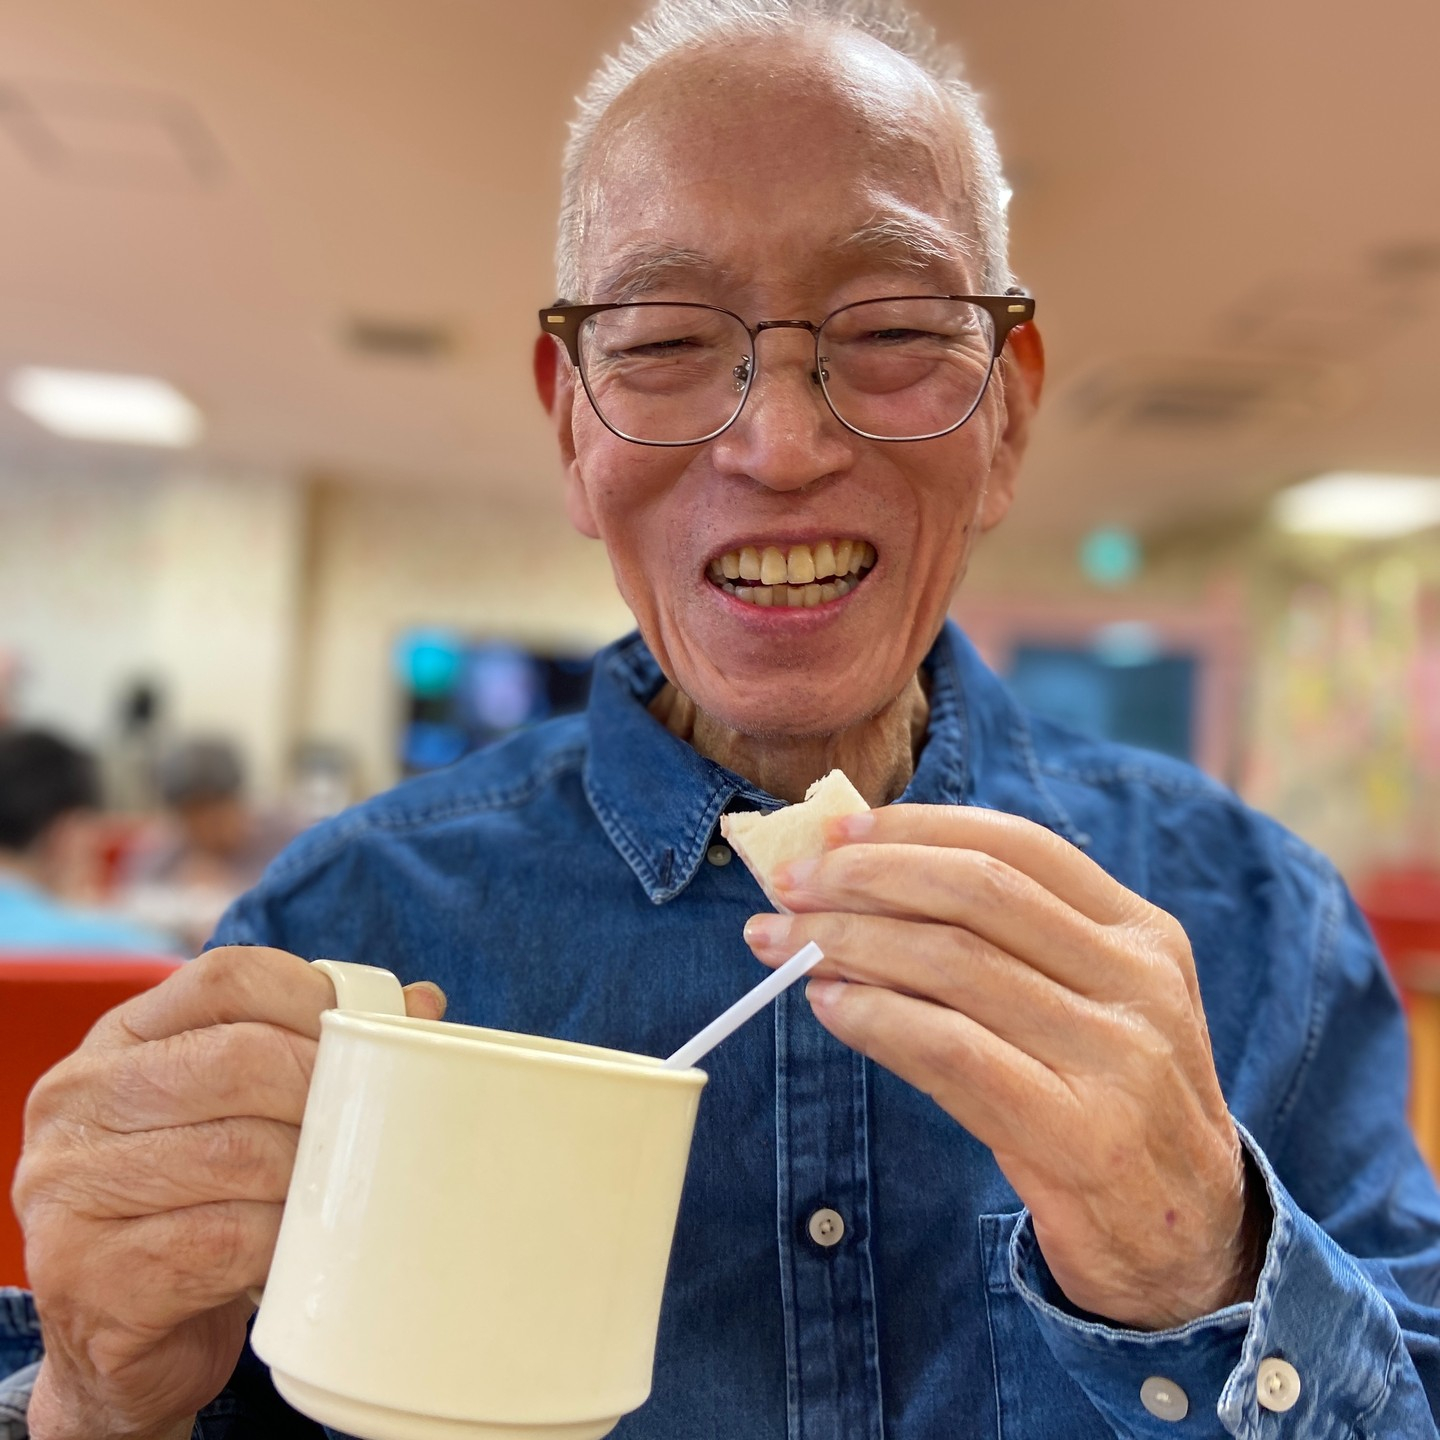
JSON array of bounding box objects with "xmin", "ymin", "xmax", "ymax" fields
[{"xmin": 577, "ymin": 298, "xmax": 998, "ymax": 445}]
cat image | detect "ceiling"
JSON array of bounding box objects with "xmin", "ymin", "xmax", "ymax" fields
[{"xmin": 1, "ymin": 0, "xmax": 1437, "ymax": 540}]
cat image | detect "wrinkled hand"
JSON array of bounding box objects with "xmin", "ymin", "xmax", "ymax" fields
[
  {"xmin": 743, "ymin": 804, "xmax": 1268, "ymax": 1331},
  {"xmin": 13, "ymin": 947, "xmax": 446, "ymax": 1440}
]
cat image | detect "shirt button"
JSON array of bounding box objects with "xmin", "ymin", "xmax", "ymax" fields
[
  {"xmin": 1139, "ymin": 1376, "xmax": 1189, "ymax": 1422},
  {"xmin": 706, "ymin": 843, "xmax": 733, "ymax": 867},
  {"xmin": 1256, "ymin": 1357, "xmax": 1301, "ymax": 1413},
  {"xmin": 807, "ymin": 1207, "xmax": 845, "ymax": 1247}
]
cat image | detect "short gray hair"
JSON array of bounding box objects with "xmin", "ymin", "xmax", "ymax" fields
[
  {"xmin": 556, "ymin": 0, "xmax": 1011, "ymax": 300},
  {"xmin": 157, "ymin": 737, "xmax": 245, "ymax": 808}
]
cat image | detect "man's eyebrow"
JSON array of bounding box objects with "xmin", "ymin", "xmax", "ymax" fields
[
  {"xmin": 831, "ymin": 213, "xmax": 974, "ymax": 278},
  {"xmin": 590, "ymin": 246, "xmax": 737, "ymax": 303},
  {"xmin": 587, "ymin": 214, "xmax": 974, "ymax": 303}
]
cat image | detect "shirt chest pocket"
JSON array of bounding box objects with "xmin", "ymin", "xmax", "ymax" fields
[{"xmin": 979, "ymin": 1213, "xmax": 1114, "ymax": 1440}]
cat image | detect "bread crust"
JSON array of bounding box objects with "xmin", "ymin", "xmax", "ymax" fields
[{"xmin": 720, "ymin": 769, "xmax": 870, "ymax": 911}]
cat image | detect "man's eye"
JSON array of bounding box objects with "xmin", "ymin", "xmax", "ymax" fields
[
  {"xmin": 622, "ymin": 336, "xmax": 698, "ymax": 355},
  {"xmin": 600, "ymin": 330, "xmax": 715, "ymax": 358},
  {"xmin": 857, "ymin": 328, "xmax": 941, "ymax": 344}
]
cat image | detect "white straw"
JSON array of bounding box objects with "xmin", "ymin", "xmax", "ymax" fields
[{"xmin": 663, "ymin": 942, "xmax": 825, "ymax": 1070}]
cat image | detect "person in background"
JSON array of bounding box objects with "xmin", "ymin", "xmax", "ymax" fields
[
  {"xmin": 0, "ymin": 652, "xmax": 21, "ymax": 730},
  {"xmin": 0, "ymin": 729, "xmax": 175, "ymax": 955},
  {"xmin": 100, "ymin": 680, "xmax": 167, "ymax": 815},
  {"xmin": 122, "ymin": 738, "xmax": 296, "ymax": 952}
]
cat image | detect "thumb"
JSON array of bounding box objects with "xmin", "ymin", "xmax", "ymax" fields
[{"xmin": 402, "ymin": 980, "xmax": 448, "ymax": 1022}]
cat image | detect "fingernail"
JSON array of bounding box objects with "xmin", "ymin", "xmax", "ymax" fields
[
  {"xmin": 404, "ymin": 980, "xmax": 448, "ymax": 1020},
  {"xmin": 775, "ymin": 857, "xmax": 819, "ymax": 890},
  {"xmin": 806, "ymin": 978, "xmax": 845, "ymax": 1010},
  {"xmin": 744, "ymin": 913, "xmax": 791, "ymax": 947},
  {"xmin": 831, "ymin": 811, "xmax": 875, "ymax": 843}
]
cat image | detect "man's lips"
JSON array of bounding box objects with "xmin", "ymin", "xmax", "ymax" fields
[{"xmin": 704, "ymin": 536, "xmax": 876, "ymax": 609}]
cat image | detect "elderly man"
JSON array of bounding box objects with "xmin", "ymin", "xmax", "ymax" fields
[{"xmin": 7, "ymin": 1, "xmax": 1440, "ymax": 1437}]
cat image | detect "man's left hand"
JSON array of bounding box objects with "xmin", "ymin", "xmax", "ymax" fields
[{"xmin": 742, "ymin": 803, "xmax": 1269, "ymax": 1331}]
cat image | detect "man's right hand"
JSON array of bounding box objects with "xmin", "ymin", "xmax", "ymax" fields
[{"xmin": 11, "ymin": 946, "xmax": 447, "ymax": 1440}]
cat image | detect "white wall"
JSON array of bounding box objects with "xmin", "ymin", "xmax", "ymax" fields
[
  {"xmin": 145, "ymin": 468, "xmax": 304, "ymax": 797},
  {"xmin": 0, "ymin": 462, "xmax": 158, "ymax": 744},
  {"xmin": 0, "ymin": 461, "xmax": 303, "ymax": 798}
]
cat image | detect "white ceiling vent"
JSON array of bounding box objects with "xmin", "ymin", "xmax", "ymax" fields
[
  {"xmin": 1066, "ymin": 356, "xmax": 1352, "ymax": 437},
  {"xmin": 1223, "ymin": 273, "xmax": 1422, "ymax": 360},
  {"xmin": 0, "ymin": 80, "xmax": 225, "ymax": 187}
]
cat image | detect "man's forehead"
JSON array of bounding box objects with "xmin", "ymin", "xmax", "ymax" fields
[
  {"xmin": 576, "ymin": 31, "xmax": 975, "ymax": 300},
  {"xmin": 595, "ymin": 29, "xmax": 957, "ymax": 171}
]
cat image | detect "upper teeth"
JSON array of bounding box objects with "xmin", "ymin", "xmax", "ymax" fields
[{"xmin": 708, "ymin": 539, "xmax": 875, "ymax": 585}]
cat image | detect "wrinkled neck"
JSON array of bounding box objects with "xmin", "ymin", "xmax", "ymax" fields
[{"xmin": 649, "ymin": 671, "xmax": 929, "ymax": 806}]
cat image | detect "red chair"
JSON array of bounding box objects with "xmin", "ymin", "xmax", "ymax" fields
[
  {"xmin": 1359, "ymin": 867, "xmax": 1440, "ymax": 1173},
  {"xmin": 1, "ymin": 955, "xmax": 182, "ymax": 1286}
]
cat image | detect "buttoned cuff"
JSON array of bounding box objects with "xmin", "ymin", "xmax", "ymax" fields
[
  {"xmin": 1007, "ymin": 1124, "xmax": 1407, "ymax": 1438},
  {"xmin": 0, "ymin": 1288, "xmax": 42, "ymax": 1440},
  {"xmin": 0, "ymin": 1289, "xmax": 215, "ymax": 1440}
]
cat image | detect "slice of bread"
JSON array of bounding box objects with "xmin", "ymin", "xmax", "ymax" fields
[{"xmin": 720, "ymin": 768, "xmax": 870, "ymax": 911}]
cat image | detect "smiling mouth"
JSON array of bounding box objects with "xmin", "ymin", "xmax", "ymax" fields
[{"xmin": 705, "ymin": 538, "xmax": 877, "ymax": 608}]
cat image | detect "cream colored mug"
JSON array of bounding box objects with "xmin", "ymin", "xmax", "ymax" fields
[{"xmin": 250, "ymin": 960, "xmax": 707, "ymax": 1440}]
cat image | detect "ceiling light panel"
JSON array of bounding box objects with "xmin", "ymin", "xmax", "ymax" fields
[
  {"xmin": 0, "ymin": 80, "xmax": 225, "ymax": 187},
  {"xmin": 1272, "ymin": 472, "xmax": 1440, "ymax": 539},
  {"xmin": 8, "ymin": 367, "xmax": 203, "ymax": 447}
]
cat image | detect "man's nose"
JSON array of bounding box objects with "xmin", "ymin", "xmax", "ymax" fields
[{"xmin": 708, "ymin": 333, "xmax": 854, "ymax": 492}]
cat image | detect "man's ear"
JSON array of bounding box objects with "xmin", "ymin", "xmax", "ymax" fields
[
  {"xmin": 979, "ymin": 321, "xmax": 1045, "ymax": 532},
  {"xmin": 533, "ymin": 335, "xmax": 600, "ymax": 540}
]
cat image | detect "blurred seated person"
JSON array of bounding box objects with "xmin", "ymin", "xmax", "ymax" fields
[
  {"xmin": 0, "ymin": 650, "xmax": 21, "ymax": 729},
  {"xmin": 122, "ymin": 738, "xmax": 295, "ymax": 951},
  {"xmin": 0, "ymin": 729, "xmax": 176, "ymax": 956}
]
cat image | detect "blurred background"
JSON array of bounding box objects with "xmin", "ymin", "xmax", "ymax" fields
[{"xmin": 0, "ymin": 0, "xmax": 1438, "ymax": 960}]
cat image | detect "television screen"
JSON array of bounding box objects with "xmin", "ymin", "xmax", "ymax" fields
[
  {"xmin": 1008, "ymin": 640, "xmax": 1196, "ymax": 762},
  {"xmin": 394, "ymin": 631, "xmax": 594, "ymax": 775}
]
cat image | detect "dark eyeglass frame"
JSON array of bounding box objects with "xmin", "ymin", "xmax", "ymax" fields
[{"xmin": 537, "ymin": 287, "xmax": 1036, "ymax": 447}]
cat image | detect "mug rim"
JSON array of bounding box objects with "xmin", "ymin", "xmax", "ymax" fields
[{"xmin": 320, "ymin": 1009, "xmax": 708, "ymax": 1086}]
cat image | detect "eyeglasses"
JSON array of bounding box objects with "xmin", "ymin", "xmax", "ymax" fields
[{"xmin": 538, "ymin": 290, "xmax": 1036, "ymax": 447}]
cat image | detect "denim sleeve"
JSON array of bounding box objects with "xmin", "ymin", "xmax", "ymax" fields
[
  {"xmin": 1007, "ymin": 870, "xmax": 1440, "ymax": 1439},
  {"xmin": 0, "ymin": 1287, "xmax": 317, "ymax": 1440}
]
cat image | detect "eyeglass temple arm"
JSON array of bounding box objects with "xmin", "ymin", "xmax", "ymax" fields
[
  {"xmin": 538, "ymin": 301, "xmax": 604, "ymax": 366},
  {"xmin": 995, "ymin": 287, "xmax": 1035, "ymax": 334}
]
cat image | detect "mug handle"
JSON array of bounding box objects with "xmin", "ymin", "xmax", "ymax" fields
[
  {"xmin": 247, "ymin": 959, "xmax": 408, "ymax": 1307},
  {"xmin": 310, "ymin": 958, "xmax": 408, "ymax": 1017}
]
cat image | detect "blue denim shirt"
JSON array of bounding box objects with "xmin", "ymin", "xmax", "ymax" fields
[{"xmin": 5, "ymin": 621, "xmax": 1440, "ymax": 1439}]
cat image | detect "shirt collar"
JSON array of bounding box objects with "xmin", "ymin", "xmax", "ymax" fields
[{"xmin": 582, "ymin": 619, "xmax": 1073, "ymax": 905}]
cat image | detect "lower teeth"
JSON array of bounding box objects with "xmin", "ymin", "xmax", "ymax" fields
[{"xmin": 719, "ymin": 572, "xmax": 865, "ymax": 608}]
